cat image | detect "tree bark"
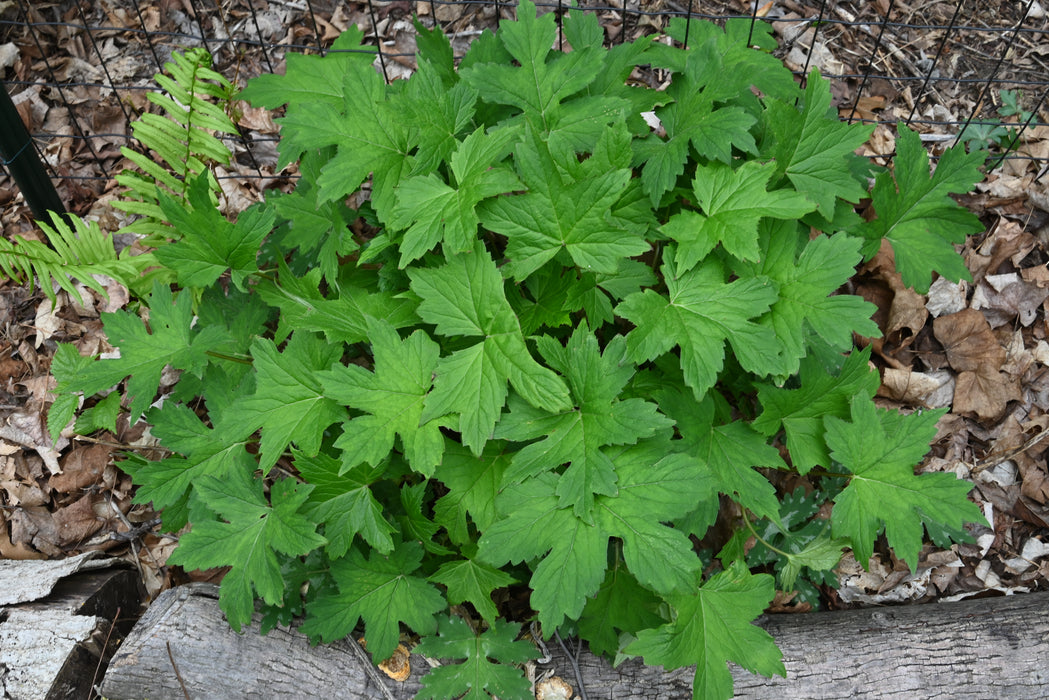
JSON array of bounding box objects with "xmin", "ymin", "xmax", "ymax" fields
[
  {"xmin": 100, "ymin": 584, "xmax": 1049, "ymax": 699},
  {"xmin": 0, "ymin": 556, "xmax": 143, "ymax": 700}
]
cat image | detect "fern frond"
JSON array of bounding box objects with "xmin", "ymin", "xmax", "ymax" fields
[
  {"xmin": 113, "ymin": 48, "xmax": 236, "ymax": 242},
  {"xmin": 0, "ymin": 213, "xmax": 158, "ymax": 307}
]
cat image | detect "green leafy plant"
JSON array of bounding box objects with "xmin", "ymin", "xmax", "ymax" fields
[
  {"xmin": 53, "ymin": 4, "xmax": 989, "ymax": 698},
  {"xmin": 958, "ymin": 88, "xmax": 1035, "ymax": 155},
  {"xmin": 114, "ymin": 47, "xmax": 238, "ymax": 242},
  {"xmin": 0, "ymin": 212, "xmax": 155, "ymax": 307}
]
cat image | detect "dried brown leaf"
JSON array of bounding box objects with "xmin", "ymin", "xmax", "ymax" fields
[
  {"xmin": 953, "ymin": 366, "xmax": 1022, "ymax": 421},
  {"xmin": 971, "ymin": 273, "xmax": 1049, "ymax": 327},
  {"xmin": 933, "ymin": 308, "xmax": 1005, "ymax": 372},
  {"xmin": 879, "ymin": 367, "xmax": 954, "ymax": 407},
  {"xmin": 52, "ymin": 492, "xmax": 104, "ymax": 548},
  {"xmin": 48, "ymin": 443, "xmax": 111, "ymax": 494},
  {"xmin": 8, "ymin": 504, "xmax": 60, "ymax": 556}
]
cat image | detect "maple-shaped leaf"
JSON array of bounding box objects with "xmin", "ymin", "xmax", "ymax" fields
[
  {"xmin": 826, "ymin": 396, "xmax": 984, "ymax": 571},
  {"xmin": 238, "ymin": 27, "xmax": 375, "ymax": 110},
  {"xmin": 626, "ymin": 563, "xmax": 784, "ymax": 700},
  {"xmin": 510, "ymin": 266, "xmax": 577, "ymax": 334},
  {"xmin": 753, "ymin": 347, "xmax": 880, "ymax": 473},
  {"xmin": 561, "ymin": 9, "xmax": 660, "ymax": 137},
  {"xmin": 856, "ymin": 125, "xmax": 985, "ymax": 293},
  {"xmin": 156, "ymin": 175, "xmax": 273, "ymax": 290},
  {"xmin": 662, "ymin": 160, "xmax": 815, "ymax": 270},
  {"xmin": 409, "ymin": 243, "xmax": 571, "ymax": 454},
  {"xmin": 415, "ymin": 616, "xmax": 539, "ymax": 700},
  {"xmin": 578, "ymin": 563, "xmax": 664, "ymax": 658},
  {"xmin": 762, "ymin": 70, "xmax": 874, "ymax": 216},
  {"xmin": 389, "ymin": 127, "xmax": 522, "ymax": 265},
  {"xmin": 433, "ymin": 441, "xmax": 511, "ymax": 546},
  {"xmin": 477, "ymin": 472, "xmax": 607, "ymax": 631},
  {"xmin": 734, "ymin": 220, "xmax": 879, "ymax": 377},
  {"xmin": 479, "ymin": 125, "xmax": 649, "ymax": 281},
  {"xmin": 779, "ymin": 535, "xmax": 849, "ymax": 591},
  {"xmin": 268, "ymin": 150, "xmax": 358, "ymax": 284},
  {"xmin": 59, "ymin": 283, "xmax": 226, "ymax": 422},
  {"xmin": 592, "ymin": 443, "xmax": 713, "ymax": 595},
  {"xmin": 319, "ymin": 318, "xmax": 445, "ymax": 476},
  {"xmin": 617, "ymin": 255, "xmax": 779, "ymax": 399},
  {"xmin": 224, "ymin": 332, "xmax": 346, "ymax": 470},
  {"xmin": 293, "ymin": 449, "xmax": 397, "ymax": 558},
  {"xmin": 660, "ymin": 388, "xmax": 785, "ymax": 525},
  {"xmin": 256, "ymin": 260, "xmax": 417, "ymax": 346},
  {"xmin": 168, "ymin": 472, "xmax": 326, "ymax": 631},
  {"xmin": 635, "ymin": 43, "xmax": 758, "ymax": 206},
  {"xmin": 135, "ymin": 402, "xmax": 255, "ymax": 513},
  {"xmin": 459, "ymin": 0, "xmax": 625, "ymax": 151},
  {"xmin": 396, "ymin": 54, "xmax": 477, "ymax": 174},
  {"xmin": 650, "ymin": 18, "xmax": 798, "ymax": 103},
  {"xmin": 429, "ymin": 555, "xmax": 517, "ymax": 622},
  {"xmin": 398, "ymin": 481, "xmax": 455, "ymax": 557},
  {"xmin": 300, "ymin": 542, "xmax": 445, "ymax": 662},
  {"xmin": 479, "ymin": 441, "xmax": 711, "ymax": 631},
  {"xmin": 496, "ymin": 327, "xmax": 674, "ymax": 519},
  {"xmin": 274, "ymin": 58, "xmax": 412, "ymax": 216}
]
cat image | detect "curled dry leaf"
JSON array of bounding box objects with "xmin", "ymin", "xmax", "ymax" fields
[
  {"xmin": 51, "ymin": 492, "xmax": 105, "ymax": 548},
  {"xmin": 48, "ymin": 443, "xmax": 111, "ymax": 494},
  {"xmin": 878, "ymin": 367, "xmax": 954, "ymax": 407},
  {"xmin": 971, "ymin": 272, "xmax": 1049, "ymax": 328},
  {"xmin": 377, "ymin": 642, "xmax": 412, "ymax": 682},
  {"xmin": 953, "ymin": 366, "xmax": 1022, "ymax": 422},
  {"xmin": 887, "ymin": 286, "xmax": 928, "ymax": 341},
  {"xmin": 536, "ymin": 676, "xmax": 574, "ymax": 700},
  {"xmin": 925, "ymin": 277, "xmax": 967, "ymax": 318},
  {"xmin": 933, "ymin": 307, "xmax": 1004, "ymax": 372}
]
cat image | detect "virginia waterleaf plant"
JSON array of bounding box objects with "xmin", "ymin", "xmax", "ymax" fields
[{"xmin": 51, "ymin": 4, "xmax": 988, "ymax": 698}]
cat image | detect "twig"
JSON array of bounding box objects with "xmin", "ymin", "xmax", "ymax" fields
[
  {"xmin": 347, "ymin": 636, "xmax": 397, "ymax": 700},
  {"xmin": 90, "ymin": 607, "xmax": 120, "ymax": 699},
  {"xmin": 166, "ymin": 641, "xmax": 192, "ymax": 700},
  {"xmin": 554, "ymin": 630, "xmax": 589, "ymax": 700},
  {"xmin": 972, "ymin": 428, "xmax": 1049, "ymax": 474}
]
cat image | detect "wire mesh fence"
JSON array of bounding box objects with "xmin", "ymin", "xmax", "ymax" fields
[{"xmin": 1, "ymin": 0, "xmax": 1048, "ymax": 220}]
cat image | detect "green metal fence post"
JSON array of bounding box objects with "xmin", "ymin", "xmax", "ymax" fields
[{"xmin": 0, "ymin": 81, "xmax": 68, "ymax": 223}]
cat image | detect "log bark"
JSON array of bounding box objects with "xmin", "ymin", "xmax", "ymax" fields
[
  {"xmin": 101, "ymin": 584, "xmax": 1049, "ymax": 700},
  {"xmin": 0, "ymin": 555, "xmax": 144, "ymax": 700}
]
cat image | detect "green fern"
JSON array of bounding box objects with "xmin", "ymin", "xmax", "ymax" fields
[
  {"xmin": 114, "ymin": 48, "xmax": 237, "ymax": 242},
  {"xmin": 0, "ymin": 213, "xmax": 157, "ymax": 306}
]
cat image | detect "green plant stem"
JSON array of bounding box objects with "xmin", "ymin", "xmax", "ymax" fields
[
  {"xmin": 741, "ymin": 510, "xmax": 791, "ymax": 558},
  {"xmin": 205, "ymin": 350, "xmax": 254, "ymax": 365}
]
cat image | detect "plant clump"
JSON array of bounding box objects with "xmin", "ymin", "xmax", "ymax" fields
[{"xmin": 50, "ymin": 4, "xmax": 987, "ymax": 698}]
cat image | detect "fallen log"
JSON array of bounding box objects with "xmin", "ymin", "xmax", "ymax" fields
[
  {"xmin": 0, "ymin": 552, "xmax": 144, "ymax": 700},
  {"xmin": 100, "ymin": 584, "xmax": 1049, "ymax": 699}
]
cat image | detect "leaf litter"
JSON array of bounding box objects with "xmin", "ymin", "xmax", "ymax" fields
[{"xmin": 0, "ymin": 0, "xmax": 1048, "ymax": 670}]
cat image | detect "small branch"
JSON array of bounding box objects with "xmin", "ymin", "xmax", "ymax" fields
[
  {"xmin": 972, "ymin": 428, "xmax": 1049, "ymax": 474},
  {"xmin": 167, "ymin": 641, "xmax": 192, "ymax": 700},
  {"xmin": 91, "ymin": 607, "xmax": 121, "ymax": 698},
  {"xmin": 346, "ymin": 636, "xmax": 397, "ymax": 700},
  {"xmin": 554, "ymin": 630, "xmax": 589, "ymax": 700}
]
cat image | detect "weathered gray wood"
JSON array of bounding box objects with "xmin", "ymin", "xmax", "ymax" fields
[
  {"xmin": 0, "ymin": 563, "xmax": 144, "ymax": 700},
  {"xmin": 732, "ymin": 592, "xmax": 1049, "ymax": 699},
  {"xmin": 100, "ymin": 583, "xmax": 431, "ymax": 700},
  {"xmin": 101, "ymin": 585, "xmax": 1049, "ymax": 700}
]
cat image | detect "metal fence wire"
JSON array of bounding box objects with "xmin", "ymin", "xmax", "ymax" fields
[{"xmin": 1, "ymin": 0, "xmax": 1048, "ymax": 218}]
